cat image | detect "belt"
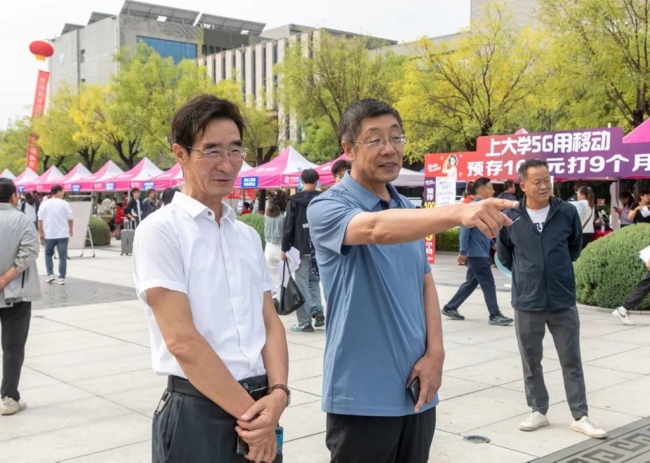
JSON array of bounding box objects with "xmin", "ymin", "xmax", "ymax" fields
[{"xmin": 168, "ymin": 375, "xmax": 269, "ymax": 401}]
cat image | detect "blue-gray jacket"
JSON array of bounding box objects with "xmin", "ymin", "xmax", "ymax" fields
[
  {"xmin": 497, "ymin": 196, "xmax": 582, "ymax": 312},
  {"xmin": 460, "ymin": 198, "xmax": 493, "ymax": 258}
]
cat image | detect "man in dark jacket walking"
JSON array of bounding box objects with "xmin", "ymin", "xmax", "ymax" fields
[
  {"xmin": 124, "ymin": 188, "xmax": 144, "ymax": 228},
  {"xmin": 442, "ymin": 177, "xmax": 512, "ymax": 326},
  {"xmin": 497, "ymin": 159, "xmax": 606, "ymax": 439},
  {"xmin": 282, "ymin": 169, "xmax": 324, "ymax": 332}
]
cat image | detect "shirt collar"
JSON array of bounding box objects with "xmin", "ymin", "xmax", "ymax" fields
[
  {"xmin": 339, "ymin": 172, "xmax": 402, "ymax": 210},
  {"xmin": 172, "ymin": 192, "xmax": 237, "ymax": 223}
]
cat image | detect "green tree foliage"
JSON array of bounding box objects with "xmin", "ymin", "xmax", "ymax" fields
[
  {"xmin": 279, "ymin": 32, "xmax": 405, "ymax": 161},
  {"xmin": 0, "ymin": 117, "xmax": 32, "ymax": 173},
  {"xmin": 540, "ymin": 0, "xmax": 650, "ymax": 129},
  {"xmin": 575, "ymin": 224, "xmax": 650, "ymax": 309},
  {"xmin": 396, "ymin": 2, "xmax": 547, "ymax": 159}
]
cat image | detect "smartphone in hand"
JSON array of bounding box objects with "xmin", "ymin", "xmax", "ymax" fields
[{"xmin": 407, "ymin": 377, "xmax": 421, "ymax": 405}]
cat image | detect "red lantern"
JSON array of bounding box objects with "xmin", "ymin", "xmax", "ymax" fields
[{"xmin": 29, "ymin": 41, "xmax": 54, "ymax": 61}]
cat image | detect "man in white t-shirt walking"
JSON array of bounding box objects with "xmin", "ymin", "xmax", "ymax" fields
[{"xmin": 38, "ymin": 185, "xmax": 73, "ymax": 285}]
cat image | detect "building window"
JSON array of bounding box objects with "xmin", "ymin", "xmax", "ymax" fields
[
  {"xmin": 285, "ymin": 114, "xmax": 291, "ymax": 141},
  {"xmin": 209, "ymin": 45, "xmax": 215, "ymax": 55},
  {"xmin": 212, "ymin": 58, "xmax": 216, "ymax": 82},
  {"xmin": 136, "ymin": 36, "xmax": 197, "ymax": 65},
  {"xmin": 274, "ymin": 74, "xmax": 279, "ymax": 90},
  {"xmin": 80, "ymin": 78, "xmax": 86, "ymax": 83},
  {"xmin": 202, "ymin": 45, "xmax": 207, "ymax": 56},
  {"xmin": 232, "ymin": 53, "xmax": 236, "ymax": 75},
  {"xmin": 273, "ymin": 44, "xmax": 278, "ymax": 64},
  {"xmin": 242, "ymin": 51, "xmax": 246, "ymax": 93},
  {"xmin": 252, "ymin": 50, "xmax": 256, "ymax": 96},
  {"xmin": 222, "ymin": 55, "xmax": 226, "ymax": 80},
  {"xmin": 80, "ymin": 49, "xmax": 85, "ymax": 63}
]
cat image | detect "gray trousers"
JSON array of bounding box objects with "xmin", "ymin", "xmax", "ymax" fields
[
  {"xmin": 514, "ymin": 306, "xmax": 588, "ymax": 420},
  {"xmin": 294, "ymin": 254, "xmax": 323, "ymax": 327}
]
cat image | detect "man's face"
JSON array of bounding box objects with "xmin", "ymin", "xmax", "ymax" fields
[
  {"xmin": 148, "ymin": 192, "xmax": 155, "ymax": 200},
  {"xmin": 344, "ymin": 114, "xmax": 404, "ymax": 185},
  {"xmin": 133, "ymin": 191, "xmax": 141, "ymax": 200},
  {"xmin": 642, "ymin": 193, "xmax": 650, "ymax": 204},
  {"xmin": 175, "ymin": 119, "xmax": 243, "ymax": 199},
  {"xmin": 334, "ymin": 170, "xmax": 345, "ymax": 184},
  {"xmin": 520, "ymin": 166, "xmax": 552, "ymax": 203},
  {"xmin": 477, "ymin": 182, "xmax": 494, "ymax": 200},
  {"xmin": 508, "ymin": 185, "xmax": 516, "ymax": 194}
]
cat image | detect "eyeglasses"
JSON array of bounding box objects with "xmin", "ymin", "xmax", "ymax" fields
[
  {"xmin": 354, "ymin": 135, "xmax": 407, "ymax": 150},
  {"xmin": 183, "ymin": 146, "xmax": 248, "ymax": 161}
]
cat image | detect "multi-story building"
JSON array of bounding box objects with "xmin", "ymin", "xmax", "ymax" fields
[{"xmin": 48, "ymin": 0, "xmax": 266, "ymax": 95}]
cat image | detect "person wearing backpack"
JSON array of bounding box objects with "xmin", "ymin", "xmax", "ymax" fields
[{"xmin": 20, "ymin": 193, "xmax": 38, "ymax": 230}]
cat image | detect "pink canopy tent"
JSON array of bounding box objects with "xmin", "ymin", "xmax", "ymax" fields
[
  {"xmin": 235, "ymin": 146, "xmax": 317, "ymax": 189},
  {"xmin": 624, "ymin": 118, "xmax": 650, "ymax": 143},
  {"xmin": 76, "ymin": 161, "xmax": 124, "ymax": 192},
  {"xmin": 285, "ymin": 154, "xmax": 346, "ymax": 186},
  {"xmin": 1, "ymin": 168, "xmax": 15, "ymax": 179},
  {"xmin": 13, "ymin": 168, "xmax": 39, "ymax": 190},
  {"xmin": 152, "ymin": 163, "xmax": 183, "ymax": 190},
  {"xmin": 42, "ymin": 163, "xmax": 92, "ymax": 192},
  {"xmin": 97, "ymin": 158, "xmax": 163, "ymax": 192},
  {"xmin": 22, "ymin": 166, "xmax": 64, "ymax": 192}
]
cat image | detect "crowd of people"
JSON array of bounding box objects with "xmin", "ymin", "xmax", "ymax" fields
[{"xmin": 1, "ymin": 94, "xmax": 650, "ymax": 463}]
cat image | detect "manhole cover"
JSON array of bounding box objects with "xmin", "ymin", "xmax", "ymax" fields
[{"xmin": 463, "ymin": 435, "xmax": 490, "ymax": 444}]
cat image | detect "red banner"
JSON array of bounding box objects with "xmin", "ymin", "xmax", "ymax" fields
[{"xmin": 26, "ymin": 70, "xmax": 50, "ymax": 172}]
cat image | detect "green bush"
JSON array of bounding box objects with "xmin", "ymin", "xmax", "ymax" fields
[
  {"xmin": 86, "ymin": 217, "xmax": 111, "ymax": 247},
  {"xmin": 237, "ymin": 213, "xmax": 266, "ymax": 249},
  {"xmin": 436, "ymin": 227, "xmax": 460, "ymax": 252},
  {"xmin": 575, "ymin": 224, "xmax": 650, "ymax": 310}
]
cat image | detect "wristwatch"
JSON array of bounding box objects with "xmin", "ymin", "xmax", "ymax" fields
[{"xmin": 269, "ymin": 384, "xmax": 291, "ymax": 406}]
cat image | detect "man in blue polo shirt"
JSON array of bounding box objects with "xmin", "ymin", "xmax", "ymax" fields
[{"xmin": 307, "ymin": 99, "xmax": 519, "ymax": 463}]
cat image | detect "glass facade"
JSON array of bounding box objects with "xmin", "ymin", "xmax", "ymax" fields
[{"xmin": 136, "ymin": 36, "xmax": 197, "ymax": 65}]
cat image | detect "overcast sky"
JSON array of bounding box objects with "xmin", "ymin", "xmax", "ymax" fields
[{"xmin": 0, "ymin": 0, "xmax": 469, "ymax": 130}]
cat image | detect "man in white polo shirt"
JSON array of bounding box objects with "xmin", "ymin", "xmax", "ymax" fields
[
  {"xmin": 133, "ymin": 95, "xmax": 289, "ymax": 463},
  {"xmin": 38, "ymin": 185, "xmax": 73, "ymax": 285}
]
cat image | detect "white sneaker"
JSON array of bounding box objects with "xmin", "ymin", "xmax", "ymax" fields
[
  {"xmin": 612, "ymin": 307, "xmax": 634, "ymax": 326},
  {"xmin": 519, "ymin": 411, "xmax": 549, "ymax": 431},
  {"xmin": 57, "ymin": 278, "xmax": 65, "ymax": 286},
  {"xmin": 46, "ymin": 275, "xmax": 55, "ymax": 284},
  {"xmin": 1, "ymin": 397, "xmax": 27, "ymax": 416},
  {"xmin": 571, "ymin": 416, "xmax": 607, "ymax": 439}
]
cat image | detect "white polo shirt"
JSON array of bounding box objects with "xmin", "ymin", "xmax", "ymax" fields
[
  {"xmin": 133, "ymin": 193, "xmax": 275, "ymax": 381},
  {"xmin": 38, "ymin": 198, "xmax": 73, "ymax": 239}
]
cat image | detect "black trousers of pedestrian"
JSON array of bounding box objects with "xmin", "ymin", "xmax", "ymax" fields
[
  {"xmin": 444, "ymin": 257, "xmax": 500, "ymax": 317},
  {"xmin": 1, "ymin": 301, "xmax": 31, "ymax": 401},
  {"xmin": 326, "ymin": 408, "xmax": 436, "ymax": 463},
  {"xmin": 152, "ymin": 376, "xmax": 282, "ymax": 463},
  {"xmin": 623, "ymin": 270, "xmax": 650, "ymax": 311},
  {"xmin": 581, "ymin": 233, "xmax": 594, "ymax": 250}
]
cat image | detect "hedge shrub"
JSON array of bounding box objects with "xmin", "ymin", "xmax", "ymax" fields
[
  {"xmin": 86, "ymin": 217, "xmax": 111, "ymax": 247},
  {"xmin": 575, "ymin": 224, "xmax": 650, "ymax": 310},
  {"xmin": 436, "ymin": 227, "xmax": 460, "ymax": 252},
  {"xmin": 237, "ymin": 213, "xmax": 266, "ymax": 249}
]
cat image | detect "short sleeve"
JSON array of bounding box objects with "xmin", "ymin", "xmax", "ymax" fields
[
  {"xmin": 65, "ymin": 202, "xmax": 73, "ymax": 220},
  {"xmin": 307, "ymin": 194, "xmax": 363, "ymax": 256},
  {"xmin": 423, "ymin": 244, "xmax": 431, "ymax": 275},
  {"xmin": 132, "ymin": 216, "xmax": 187, "ymax": 304},
  {"xmin": 642, "ymin": 206, "xmax": 650, "ymax": 218},
  {"xmin": 37, "ymin": 202, "xmax": 46, "ymax": 220}
]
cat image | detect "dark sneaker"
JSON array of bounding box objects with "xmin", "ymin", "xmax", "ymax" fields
[
  {"xmin": 442, "ymin": 308, "xmax": 465, "ymax": 320},
  {"xmin": 313, "ymin": 310, "xmax": 325, "ymax": 328},
  {"xmin": 291, "ymin": 324, "xmax": 315, "ymax": 333},
  {"xmin": 489, "ymin": 313, "xmax": 514, "ymax": 326}
]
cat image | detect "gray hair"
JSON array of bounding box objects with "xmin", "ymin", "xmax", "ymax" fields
[{"xmin": 338, "ymin": 99, "xmax": 403, "ymax": 144}]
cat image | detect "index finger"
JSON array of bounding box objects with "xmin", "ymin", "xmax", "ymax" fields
[{"xmin": 490, "ymin": 199, "xmax": 519, "ymax": 210}]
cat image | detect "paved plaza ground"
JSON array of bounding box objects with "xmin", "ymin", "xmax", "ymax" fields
[{"xmin": 1, "ymin": 245, "xmax": 649, "ymax": 462}]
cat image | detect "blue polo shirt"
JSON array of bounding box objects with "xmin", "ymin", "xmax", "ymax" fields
[{"xmin": 307, "ymin": 173, "xmax": 438, "ymax": 417}]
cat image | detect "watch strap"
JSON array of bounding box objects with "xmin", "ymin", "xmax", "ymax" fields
[{"xmin": 269, "ymin": 384, "xmax": 291, "ymax": 406}]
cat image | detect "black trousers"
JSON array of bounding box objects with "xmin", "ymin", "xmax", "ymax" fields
[
  {"xmin": 623, "ymin": 270, "xmax": 650, "ymax": 311},
  {"xmin": 1, "ymin": 301, "xmax": 31, "ymax": 401},
  {"xmin": 444, "ymin": 257, "xmax": 500, "ymax": 317},
  {"xmin": 152, "ymin": 376, "xmax": 282, "ymax": 463},
  {"xmin": 581, "ymin": 233, "xmax": 594, "ymax": 250},
  {"xmin": 326, "ymin": 408, "xmax": 436, "ymax": 463}
]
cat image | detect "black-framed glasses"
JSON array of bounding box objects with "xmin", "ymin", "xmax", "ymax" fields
[
  {"xmin": 353, "ymin": 135, "xmax": 408, "ymax": 150},
  {"xmin": 183, "ymin": 146, "xmax": 248, "ymax": 161}
]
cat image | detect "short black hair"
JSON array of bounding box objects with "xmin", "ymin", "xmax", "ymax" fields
[
  {"xmin": 339, "ymin": 99, "xmax": 403, "ymax": 143},
  {"xmin": 51, "ymin": 185, "xmax": 63, "ymax": 195},
  {"xmin": 331, "ymin": 159, "xmax": 351, "ymax": 178},
  {"xmin": 301, "ymin": 168, "xmax": 319, "ymax": 185},
  {"xmin": 504, "ymin": 180, "xmax": 515, "ymax": 190},
  {"xmin": 131, "ymin": 187, "xmax": 140, "ymax": 195},
  {"xmin": 0, "ymin": 178, "xmax": 16, "ymax": 203},
  {"xmin": 465, "ymin": 182, "xmax": 476, "ymax": 196},
  {"xmin": 474, "ymin": 177, "xmax": 491, "ymax": 191},
  {"xmin": 640, "ymin": 188, "xmax": 650, "ymax": 196},
  {"xmin": 170, "ymin": 94, "xmax": 245, "ymax": 150},
  {"xmin": 518, "ymin": 159, "xmax": 549, "ymax": 181},
  {"xmin": 161, "ymin": 187, "xmax": 178, "ymax": 206},
  {"xmin": 243, "ymin": 201, "xmax": 251, "ymax": 208}
]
